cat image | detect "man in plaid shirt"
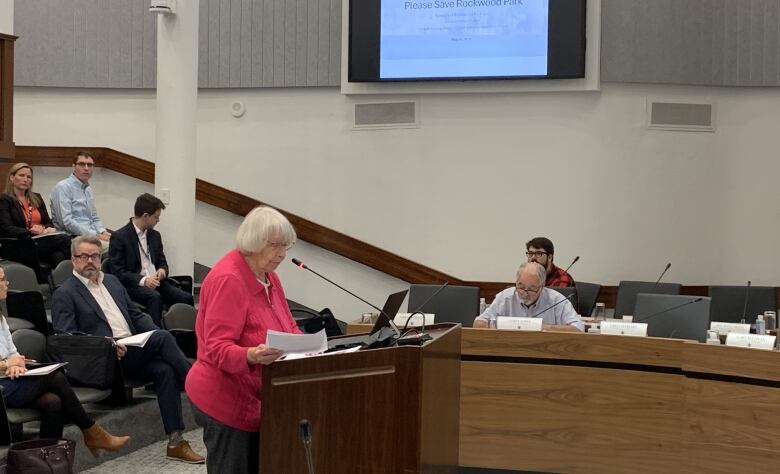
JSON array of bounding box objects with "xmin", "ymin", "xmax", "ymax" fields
[{"xmin": 525, "ymin": 237, "xmax": 575, "ymax": 287}]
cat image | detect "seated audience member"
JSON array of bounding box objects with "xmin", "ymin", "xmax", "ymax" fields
[
  {"xmin": 474, "ymin": 262, "xmax": 584, "ymax": 332},
  {"xmin": 108, "ymin": 193, "xmax": 194, "ymax": 327},
  {"xmin": 0, "ymin": 265, "xmax": 130, "ymax": 456},
  {"xmin": 0, "ymin": 163, "xmax": 71, "ymax": 267},
  {"xmin": 52, "ymin": 236, "xmax": 205, "ymax": 464},
  {"xmin": 526, "ymin": 237, "xmax": 574, "ymax": 287},
  {"xmin": 50, "ymin": 151, "xmax": 111, "ymax": 251}
]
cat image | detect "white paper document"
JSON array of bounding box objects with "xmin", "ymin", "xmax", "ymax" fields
[
  {"xmin": 117, "ymin": 330, "xmax": 156, "ymax": 348},
  {"xmin": 266, "ymin": 329, "xmax": 328, "ymax": 358},
  {"xmin": 1, "ymin": 362, "xmax": 67, "ymax": 378},
  {"xmin": 32, "ymin": 231, "xmax": 66, "ymax": 240}
]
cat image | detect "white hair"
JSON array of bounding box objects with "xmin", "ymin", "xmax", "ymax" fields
[
  {"xmin": 517, "ymin": 261, "xmax": 546, "ymax": 286},
  {"xmin": 235, "ymin": 206, "xmax": 297, "ymax": 254}
]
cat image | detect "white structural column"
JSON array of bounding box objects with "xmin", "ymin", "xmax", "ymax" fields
[{"xmin": 154, "ymin": 2, "xmax": 198, "ymax": 276}]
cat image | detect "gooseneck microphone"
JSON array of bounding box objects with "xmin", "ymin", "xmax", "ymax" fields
[
  {"xmin": 292, "ymin": 258, "xmax": 390, "ymax": 320},
  {"xmin": 529, "ymin": 291, "xmax": 577, "ymax": 319},
  {"xmin": 299, "ymin": 419, "xmax": 315, "ymax": 474},
  {"xmin": 652, "ymin": 262, "xmax": 672, "ymax": 289},
  {"xmin": 564, "ymin": 256, "xmax": 580, "ymax": 274},
  {"xmin": 740, "ymin": 280, "xmax": 752, "ymax": 324},
  {"xmin": 636, "ymin": 297, "xmax": 704, "ymax": 324}
]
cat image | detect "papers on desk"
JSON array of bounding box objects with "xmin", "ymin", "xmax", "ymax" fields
[
  {"xmin": 117, "ymin": 330, "xmax": 156, "ymax": 348},
  {"xmin": 0, "ymin": 362, "xmax": 67, "ymax": 378},
  {"xmin": 266, "ymin": 329, "xmax": 328, "ymax": 359}
]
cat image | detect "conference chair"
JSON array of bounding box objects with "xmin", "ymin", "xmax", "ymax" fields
[
  {"xmin": 707, "ymin": 285, "xmax": 777, "ymax": 325},
  {"xmin": 575, "ymin": 281, "xmax": 601, "ymax": 317},
  {"xmin": 633, "ymin": 294, "xmax": 712, "ymax": 342},
  {"xmin": 0, "ymin": 238, "xmax": 52, "ymax": 286},
  {"xmin": 614, "ymin": 281, "xmax": 682, "ymax": 320},
  {"xmin": 162, "ymin": 303, "xmax": 197, "ymax": 359},
  {"xmin": 407, "ymin": 284, "xmax": 480, "ymax": 327},
  {"xmin": 51, "ymin": 260, "xmax": 74, "ymax": 290},
  {"xmin": 6, "ymin": 291, "xmax": 49, "ymax": 336},
  {"xmin": 547, "ymin": 286, "xmax": 578, "ymax": 312}
]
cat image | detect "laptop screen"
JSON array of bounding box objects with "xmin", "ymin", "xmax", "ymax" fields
[{"xmin": 370, "ymin": 290, "xmax": 408, "ymax": 335}]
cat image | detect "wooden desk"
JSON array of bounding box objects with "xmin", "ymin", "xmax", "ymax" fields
[
  {"xmin": 460, "ymin": 329, "xmax": 780, "ymax": 474},
  {"xmin": 348, "ymin": 323, "xmax": 780, "ymax": 473}
]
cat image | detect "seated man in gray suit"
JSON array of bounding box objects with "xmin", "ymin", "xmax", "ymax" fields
[{"xmin": 51, "ymin": 235, "xmax": 205, "ymax": 464}]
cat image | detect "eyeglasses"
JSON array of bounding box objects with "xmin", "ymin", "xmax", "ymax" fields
[
  {"xmin": 266, "ymin": 241, "xmax": 294, "ymax": 251},
  {"xmin": 73, "ymin": 253, "xmax": 101, "ymax": 262},
  {"xmin": 526, "ymin": 251, "xmax": 548, "ymax": 258},
  {"xmin": 75, "ymin": 162, "xmax": 94, "ymax": 168},
  {"xmin": 516, "ymin": 285, "xmax": 541, "ymax": 294}
]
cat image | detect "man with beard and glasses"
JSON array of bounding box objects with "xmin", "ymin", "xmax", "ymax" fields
[
  {"xmin": 525, "ymin": 237, "xmax": 574, "ymax": 287},
  {"xmin": 473, "ymin": 262, "xmax": 583, "ymax": 332},
  {"xmin": 51, "ymin": 235, "xmax": 205, "ymax": 464}
]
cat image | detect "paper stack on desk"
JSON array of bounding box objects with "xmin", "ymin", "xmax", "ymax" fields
[{"xmin": 266, "ymin": 329, "xmax": 328, "ymax": 359}]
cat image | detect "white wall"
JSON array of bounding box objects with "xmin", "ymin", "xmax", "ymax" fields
[
  {"xmin": 14, "ymin": 83, "xmax": 780, "ymax": 317},
  {"xmin": 0, "ymin": 0, "xmax": 12, "ymax": 35}
]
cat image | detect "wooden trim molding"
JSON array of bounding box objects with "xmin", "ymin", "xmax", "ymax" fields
[
  {"xmin": 0, "ymin": 34, "xmax": 18, "ymax": 161},
  {"xmin": 11, "ymin": 146, "xmax": 780, "ymax": 309}
]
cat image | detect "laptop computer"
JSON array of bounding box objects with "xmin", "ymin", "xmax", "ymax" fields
[{"xmin": 326, "ymin": 289, "xmax": 408, "ymax": 350}]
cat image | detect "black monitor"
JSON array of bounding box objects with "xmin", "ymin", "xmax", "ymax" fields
[{"xmin": 633, "ymin": 294, "xmax": 711, "ymax": 343}]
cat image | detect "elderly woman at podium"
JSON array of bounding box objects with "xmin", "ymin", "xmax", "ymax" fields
[{"xmin": 186, "ymin": 205, "xmax": 301, "ymax": 473}]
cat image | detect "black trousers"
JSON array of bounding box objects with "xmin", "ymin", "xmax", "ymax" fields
[
  {"xmin": 192, "ymin": 404, "xmax": 259, "ymax": 474},
  {"xmin": 0, "ymin": 370, "xmax": 93, "ymax": 438},
  {"xmin": 126, "ymin": 280, "xmax": 194, "ymax": 327},
  {"xmin": 120, "ymin": 330, "xmax": 191, "ymax": 434},
  {"xmin": 33, "ymin": 233, "xmax": 71, "ymax": 268}
]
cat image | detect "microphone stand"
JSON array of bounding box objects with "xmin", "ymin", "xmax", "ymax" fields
[{"xmin": 300, "ymin": 419, "xmax": 315, "ymax": 474}]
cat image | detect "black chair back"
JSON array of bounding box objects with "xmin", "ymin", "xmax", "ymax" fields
[
  {"xmin": 707, "ymin": 285, "xmax": 777, "ymax": 325},
  {"xmin": 407, "ymin": 284, "xmax": 480, "ymax": 327},
  {"xmin": 614, "ymin": 281, "xmax": 682, "ymax": 319}
]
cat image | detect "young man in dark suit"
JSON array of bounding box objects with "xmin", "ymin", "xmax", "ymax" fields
[
  {"xmin": 108, "ymin": 193, "xmax": 194, "ymax": 327},
  {"xmin": 52, "ymin": 235, "xmax": 204, "ymax": 463}
]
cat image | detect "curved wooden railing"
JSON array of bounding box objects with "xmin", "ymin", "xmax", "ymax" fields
[{"xmin": 12, "ymin": 146, "xmax": 743, "ymax": 306}]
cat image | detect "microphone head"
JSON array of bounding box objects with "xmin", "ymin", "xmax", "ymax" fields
[
  {"xmin": 572, "ymin": 256, "xmax": 580, "ymax": 264},
  {"xmin": 664, "ymin": 262, "xmax": 672, "ymax": 270},
  {"xmin": 747, "ymin": 280, "xmax": 752, "ymax": 287},
  {"xmin": 299, "ymin": 419, "xmax": 311, "ymax": 440},
  {"xmin": 291, "ymin": 258, "xmax": 306, "ymax": 268}
]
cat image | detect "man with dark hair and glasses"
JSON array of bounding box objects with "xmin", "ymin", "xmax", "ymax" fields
[
  {"xmin": 525, "ymin": 236, "xmax": 574, "ymax": 287},
  {"xmin": 108, "ymin": 193, "xmax": 194, "ymax": 327},
  {"xmin": 50, "ymin": 151, "xmax": 111, "ymax": 251},
  {"xmin": 52, "ymin": 235, "xmax": 205, "ymax": 464},
  {"xmin": 473, "ymin": 262, "xmax": 583, "ymax": 332}
]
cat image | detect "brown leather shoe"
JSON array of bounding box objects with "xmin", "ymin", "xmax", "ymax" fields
[
  {"xmin": 82, "ymin": 424, "xmax": 131, "ymax": 458},
  {"xmin": 166, "ymin": 440, "xmax": 205, "ymax": 464}
]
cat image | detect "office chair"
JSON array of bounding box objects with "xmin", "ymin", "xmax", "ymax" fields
[{"xmin": 614, "ymin": 281, "xmax": 682, "ymax": 320}]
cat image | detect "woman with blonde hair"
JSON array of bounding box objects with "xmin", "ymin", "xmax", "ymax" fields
[{"xmin": 0, "ymin": 163, "xmax": 71, "ymax": 266}]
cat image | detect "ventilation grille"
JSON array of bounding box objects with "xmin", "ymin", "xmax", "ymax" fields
[
  {"xmin": 353, "ymin": 101, "xmax": 419, "ymax": 130},
  {"xmin": 647, "ymin": 101, "xmax": 715, "ymax": 132}
]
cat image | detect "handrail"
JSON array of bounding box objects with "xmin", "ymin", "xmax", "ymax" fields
[{"xmin": 13, "ymin": 146, "xmax": 778, "ymax": 308}]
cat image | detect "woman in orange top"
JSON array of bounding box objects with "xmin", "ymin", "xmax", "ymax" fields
[{"xmin": 0, "ymin": 163, "xmax": 71, "ymax": 266}]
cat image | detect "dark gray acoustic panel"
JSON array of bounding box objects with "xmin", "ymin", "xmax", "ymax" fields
[
  {"xmin": 602, "ymin": 0, "xmax": 780, "ymax": 86},
  {"xmin": 14, "ymin": 0, "xmax": 342, "ymax": 88}
]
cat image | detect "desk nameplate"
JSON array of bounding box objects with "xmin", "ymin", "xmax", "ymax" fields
[
  {"xmin": 725, "ymin": 333, "xmax": 776, "ymax": 351},
  {"xmin": 600, "ymin": 321, "xmax": 648, "ymax": 337},
  {"xmin": 495, "ymin": 317, "xmax": 543, "ymax": 331}
]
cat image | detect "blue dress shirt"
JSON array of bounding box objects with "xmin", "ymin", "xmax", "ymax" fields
[{"xmin": 50, "ymin": 174, "xmax": 105, "ymax": 235}]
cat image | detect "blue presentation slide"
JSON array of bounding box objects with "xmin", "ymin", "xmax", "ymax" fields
[{"xmin": 380, "ymin": 0, "xmax": 549, "ymax": 79}]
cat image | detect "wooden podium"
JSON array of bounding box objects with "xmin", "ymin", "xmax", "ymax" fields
[{"xmin": 260, "ymin": 324, "xmax": 461, "ymax": 473}]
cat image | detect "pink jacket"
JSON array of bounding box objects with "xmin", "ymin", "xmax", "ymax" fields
[{"xmin": 185, "ymin": 249, "xmax": 301, "ymax": 432}]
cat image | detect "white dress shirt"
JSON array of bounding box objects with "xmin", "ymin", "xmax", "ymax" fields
[
  {"xmin": 475, "ymin": 287, "xmax": 585, "ymax": 331},
  {"xmin": 72, "ymin": 270, "xmax": 133, "ymax": 338},
  {"xmin": 134, "ymin": 223, "xmax": 157, "ymax": 286}
]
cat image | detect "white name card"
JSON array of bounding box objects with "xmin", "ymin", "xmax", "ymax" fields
[
  {"xmin": 599, "ymin": 320, "xmax": 648, "ymax": 337},
  {"xmin": 725, "ymin": 333, "xmax": 776, "ymax": 350},
  {"xmin": 393, "ymin": 313, "xmax": 435, "ymax": 327},
  {"xmin": 496, "ymin": 317, "xmax": 543, "ymax": 332},
  {"xmin": 710, "ymin": 321, "xmax": 751, "ymax": 336}
]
